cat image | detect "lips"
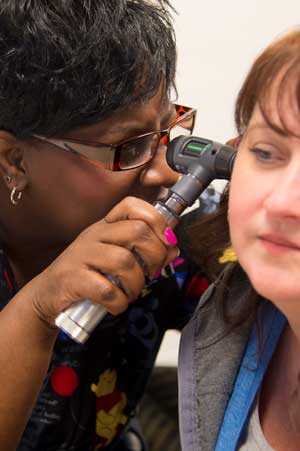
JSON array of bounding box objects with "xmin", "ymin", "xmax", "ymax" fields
[{"xmin": 259, "ymin": 233, "xmax": 300, "ymax": 251}]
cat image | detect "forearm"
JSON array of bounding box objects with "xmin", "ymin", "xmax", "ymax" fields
[{"xmin": 0, "ymin": 283, "xmax": 58, "ymax": 450}]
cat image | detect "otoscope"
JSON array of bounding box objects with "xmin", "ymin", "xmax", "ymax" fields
[{"xmin": 55, "ymin": 135, "xmax": 237, "ymax": 343}]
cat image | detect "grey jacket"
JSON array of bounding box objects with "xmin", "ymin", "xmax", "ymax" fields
[{"xmin": 178, "ymin": 266, "xmax": 255, "ymax": 451}]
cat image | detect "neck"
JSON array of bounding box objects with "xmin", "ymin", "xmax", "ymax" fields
[
  {"xmin": 284, "ymin": 310, "xmax": 300, "ymax": 344},
  {"xmin": 3, "ymin": 243, "xmax": 64, "ymax": 289},
  {"xmin": 283, "ymin": 327, "xmax": 300, "ymax": 432}
]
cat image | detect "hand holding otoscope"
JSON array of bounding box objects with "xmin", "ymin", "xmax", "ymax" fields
[{"xmin": 55, "ymin": 135, "xmax": 236, "ymax": 343}]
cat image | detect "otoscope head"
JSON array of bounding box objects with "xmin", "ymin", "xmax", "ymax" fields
[
  {"xmin": 155, "ymin": 134, "xmax": 237, "ymax": 229},
  {"xmin": 166, "ymin": 135, "xmax": 236, "ymax": 180}
]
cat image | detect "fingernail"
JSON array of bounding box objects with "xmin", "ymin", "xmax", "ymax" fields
[
  {"xmin": 174, "ymin": 249, "xmax": 181, "ymax": 259},
  {"xmin": 164, "ymin": 227, "xmax": 178, "ymax": 246},
  {"xmin": 129, "ymin": 297, "xmax": 137, "ymax": 304},
  {"xmin": 152, "ymin": 270, "xmax": 162, "ymax": 279}
]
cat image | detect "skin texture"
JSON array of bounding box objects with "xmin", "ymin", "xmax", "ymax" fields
[
  {"xmin": 229, "ymin": 106, "xmax": 300, "ymax": 331},
  {"xmin": 228, "ymin": 75, "xmax": 300, "ymax": 450},
  {"xmin": 0, "ymin": 85, "xmax": 180, "ymax": 449}
]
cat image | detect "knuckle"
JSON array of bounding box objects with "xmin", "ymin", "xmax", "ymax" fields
[
  {"xmin": 117, "ymin": 248, "xmax": 136, "ymax": 271},
  {"xmin": 123, "ymin": 195, "xmax": 137, "ymax": 207},
  {"xmin": 99, "ymin": 282, "xmax": 116, "ymax": 302},
  {"xmin": 149, "ymin": 249, "xmax": 168, "ymax": 274},
  {"xmin": 132, "ymin": 220, "xmax": 151, "ymax": 241},
  {"xmin": 119, "ymin": 196, "xmax": 137, "ymax": 213},
  {"xmin": 110, "ymin": 303, "xmax": 128, "ymax": 316}
]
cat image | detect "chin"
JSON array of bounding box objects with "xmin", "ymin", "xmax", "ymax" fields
[
  {"xmin": 251, "ymin": 280, "xmax": 284, "ymax": 303},
  {"xmin": 246, "ymin": 266, "xmax": 300, "ymax": 306}
]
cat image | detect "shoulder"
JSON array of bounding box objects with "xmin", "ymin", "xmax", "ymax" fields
[
  {"xmin": 178, "ymin": 265, "xmax": 255, "ymax": 451},
  {"xmin": 182, "ymin": 263, "xmax": 254, "ymax": 349}
]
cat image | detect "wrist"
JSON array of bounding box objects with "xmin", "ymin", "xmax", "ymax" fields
[{"xmin": 9, "ymin": 281, "xmax": 59, "ymax": 346}]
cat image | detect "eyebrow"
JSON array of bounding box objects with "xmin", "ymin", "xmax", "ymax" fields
[
  {"xmin": 107, "ymin": 123, "xmax": 152, "ymax": 135},
  {"xmin": 108, "ymin": 102, "xmax": 174, "ymax": 135},
  {"xmin": 243, "ymin": 123, "xmax": 274, "ymax": 138},
  {"xmin": 246, "ymin": 123, "xmax": 270, "ymax": 132}
]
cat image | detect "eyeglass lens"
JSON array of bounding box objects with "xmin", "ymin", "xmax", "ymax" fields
[
  {"xmin": 119, "ymin": 110, "xmax": 195, "ymax": 170},
  {"xmin": 59, "ymin": 108, "xmax": 195, "ymax": 171},
  {"xmin": 119, "ymin": 133, "xmax": 161, "ymax": 170}
]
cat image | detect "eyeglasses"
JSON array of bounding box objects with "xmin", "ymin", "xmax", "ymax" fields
[{"xmin": 32, "ymin": 104, "xmax": 196, "ymax": 171}]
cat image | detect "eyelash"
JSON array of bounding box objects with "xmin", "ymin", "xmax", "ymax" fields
[{"xmin": 249, "ymin": 147, "xmax": 280, "ymax": 164}]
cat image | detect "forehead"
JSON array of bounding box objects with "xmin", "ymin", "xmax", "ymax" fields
[
  {"xmin": 63, "ymin": 82, "xmax": 170, "ymax": 142},
  {"xmin": 255, "ymin": 65, "xmax": 300, "ymax": 137}
]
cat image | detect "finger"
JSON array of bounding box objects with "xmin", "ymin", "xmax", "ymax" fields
[
  {"xmin": 39, "ymin": 247, "xmax": 144, "ymax": 320},
  {"xmin": 78, "ymin": 269, "xmax": 130, "ymax": 315},
  {"xmin": 104, "ymin": 196, "xmax": 170, "ymax": 245},
  {"xmin": 81, "ymin": 221, "xmax": 174, "ymax": 276},
  {"xmin": 83, "ymin": 242, "xmax": 146, "ymax": 297}
]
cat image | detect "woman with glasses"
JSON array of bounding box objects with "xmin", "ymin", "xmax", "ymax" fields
[{"xmin": 0, "ymin": 2, "xmax": 209, "ymax": 451}]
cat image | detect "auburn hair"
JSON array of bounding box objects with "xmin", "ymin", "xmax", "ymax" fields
[
  {"xmin": 187, "ymin": 29, "xmax": 300, "ymax": 327},
  {"xmin": 236, "ymin": 29, "xmax": 300, "ymax": 137}
]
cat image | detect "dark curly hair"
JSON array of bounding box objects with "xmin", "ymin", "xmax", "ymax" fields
[{"xmin": 0, "ymin": 0, "xmax": 176, "ymax": 138}]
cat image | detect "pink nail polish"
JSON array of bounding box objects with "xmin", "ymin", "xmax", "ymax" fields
[
  {"xmin": 152, "ymin": 270, "xmax": 162, "ymax": 279},
  {"xmin": 129, "ymin": 297, "xmax": 137, "ymax": 304},
  {"xmin": 165, "ymin": 227, "xmax": 178, "ymax": 246}
]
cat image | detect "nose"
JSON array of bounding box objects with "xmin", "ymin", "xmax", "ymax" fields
[
  {"xmin": 263, "ymin": 168, "xmax": 300, "ymax": 219},
  {"xmin": 139, "ymin": 142, "xmax": 179, "ymax": 188}
]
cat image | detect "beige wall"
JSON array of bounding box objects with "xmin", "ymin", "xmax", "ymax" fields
[{"xmin": 172, "ymin": 0, "xmax": 299, "ymax": 141}]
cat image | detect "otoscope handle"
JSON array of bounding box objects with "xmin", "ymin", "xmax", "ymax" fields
[
  {"xmin": 54, "ymin": 197, "xmax": 176, "ymax": 343},
  {"xmin": 55, "ymin": 301, "xmax": 107, "ymax": 343},
  {"xmin": 55, "ymin": 135, "xmax": 236, "ymax": 344},
  {"xmin": 54, "ymin": 197, "xmax": 177, "ymax": 344}
]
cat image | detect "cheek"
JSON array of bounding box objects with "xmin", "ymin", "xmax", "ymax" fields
[
  {"xmin": 228, "ymin": 189, "xmax": 245, "ymax": 256},
  {"xmin": 228, "ymin": 156, "xmax": 257, "ymax": 252},
  {"xmin": 228, "ymin": 167, "xmax": 248, "ymax": 233},
  {"xmin": 55, "ymin": 162, "xmax": 139, "ymax": 222},
  {"xmin": 27, "ymin": 152, "xmax": 140, "ymax": 239}
]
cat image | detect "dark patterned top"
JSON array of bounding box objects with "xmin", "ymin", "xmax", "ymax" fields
[{"xmin": 0, "ymin": 198, "xmax": 217, "ymax": 451}]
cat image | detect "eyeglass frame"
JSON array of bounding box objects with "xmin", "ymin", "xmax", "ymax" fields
[{"xmin": 31, "ymin": 104, "xmax": 197, "ymax": 172}]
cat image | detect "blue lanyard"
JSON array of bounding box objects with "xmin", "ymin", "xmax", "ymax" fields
[{"xmin": 215, "ymin": 302, "xmax": 286, "ymax": 451}]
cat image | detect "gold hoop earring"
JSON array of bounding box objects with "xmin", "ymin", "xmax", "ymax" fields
[
  {"xmin": 5, "ymin": 175, "xmax": 12, "ymax": 184},
  {"xmin": 10, "ymin": 187, "xmax": 22, "ymax": 206}
]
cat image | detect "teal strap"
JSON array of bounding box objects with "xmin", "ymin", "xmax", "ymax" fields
[{"xmin": 215, "ymin": 302, "xmax": 286, "ymax": 451}]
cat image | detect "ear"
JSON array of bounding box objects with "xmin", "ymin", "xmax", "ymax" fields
[{"xmin": 0, "ymin": 131, "xmax": 28, "ymax": 191}]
